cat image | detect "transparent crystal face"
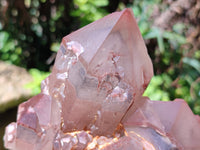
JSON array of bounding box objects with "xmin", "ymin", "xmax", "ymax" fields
[
  {"xmin": 46, "ymin": 40, "xmax": 139, "ymax": 135},
  {"xmin": 126, "ymin": 127, "xmax": 178, "ymax": 150}
]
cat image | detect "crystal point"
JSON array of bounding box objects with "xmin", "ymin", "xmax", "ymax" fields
[
  {"xmin": 51, "ymin": 8, "xmax": 153, "ymax": 135},
  {"xmin": 123, "ymin": 97, "xmax": 200, "ymax": 149},
  {"xmin": 4, "ymin": 8, "xmax": 200, "ymax": 150}
]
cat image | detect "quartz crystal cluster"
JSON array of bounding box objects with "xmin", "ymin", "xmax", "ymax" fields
[{"xmin": 4, "ymin": 8, "xmax": 200, "ymax": 150}]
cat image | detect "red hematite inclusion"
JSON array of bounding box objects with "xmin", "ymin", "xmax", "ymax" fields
[{"xmin": 4, "ymin": 8, "xmax": 200, "ymax": 150}]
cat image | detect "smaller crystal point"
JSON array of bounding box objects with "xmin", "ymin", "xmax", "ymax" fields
[
  {"xmin": 122, "ymin": 97, "xmax": 200, "ymax": 149},
  {"xmin": 4, "ymin": 123, "xmax": 17, "ymax": 149}
]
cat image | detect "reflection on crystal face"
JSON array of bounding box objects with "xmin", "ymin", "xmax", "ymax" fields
[
  {"xmin": 4, "ymin": 123, "xmax": 16, "ymax": 149},
  {"xmin": 126, "ymin": 127, "xmax": 178, "ymax": 150},
  {"xmin": 103, "ymin": 82, "xmax": 133, "ymax": 112},
  {"xmin": 56, "ymin": 72, "xmax": 68, "ymax": 80},
  {"xmin": 53, "ymin": 130, "xmax": 93, "ymax": 150},
  {"xmin": 55, "ymin": 41, "xmax": 84, "ymax": 73},
  {"xmin": 41, "ymin": 77, "xmax": 50, "ymax": 95},
  {"xmin": 66, "ymin": 41, "xmax": 84, "ymax": 57}
]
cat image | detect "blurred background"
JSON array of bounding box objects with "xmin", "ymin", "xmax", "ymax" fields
[{"xmin": 0, "ymin": 0, "xmax": 200, "ymax": 149}]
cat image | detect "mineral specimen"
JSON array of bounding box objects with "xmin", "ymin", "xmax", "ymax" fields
[{"xmin": 4, "ymin": 8, "xmax": 200, "ymax": 150}]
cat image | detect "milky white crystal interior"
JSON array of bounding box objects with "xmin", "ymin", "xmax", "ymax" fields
[{"xmin": 4, "ymin": 8, "xmax": 200, "ymax": 150}]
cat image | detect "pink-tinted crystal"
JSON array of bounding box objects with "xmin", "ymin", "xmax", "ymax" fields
[
  {"xmin": 123, "ymin": 97, "xmax": 200, "ymax": 149},
  {"xmin": 4, "ymin": 8, "xmax": 200, "ymax": 150},
  {"xmin": 43, "ymin": 8, "xmax": 153, "ymax": 136}
]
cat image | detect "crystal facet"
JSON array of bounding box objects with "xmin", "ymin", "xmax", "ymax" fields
[
  {"xmin": 4, "ymin": 8, "xmax": 200, "ymax": 150},
  {"xmin": 123, "ymin": 97, "xmax": 200, "ymax": 149},
  {"xmin": 45, "ymin": 8, "xmax": 153, "ymax": 136}
]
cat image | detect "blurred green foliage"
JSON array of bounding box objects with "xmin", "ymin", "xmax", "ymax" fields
[
  {"xmin": 25, "ymin": 68, "xmax": 50, "ymax": 95},
  {"xmin": 0, "ymin": 0, "xmax": 199, "ymax": 114},
  {"xmin": 132, "ymin": 0, "xmax": 200, "ymax": 114},
  {"xmin": 0, "ymin": 31, "xmax": 22, "ymax": 65},
  {"xmin": 71, "ymin": 0, "xmax": 108, "ymax": 26},
  {"xmin": 0, "ymin": 0, "xmax": 74, "ymax": 70}
]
